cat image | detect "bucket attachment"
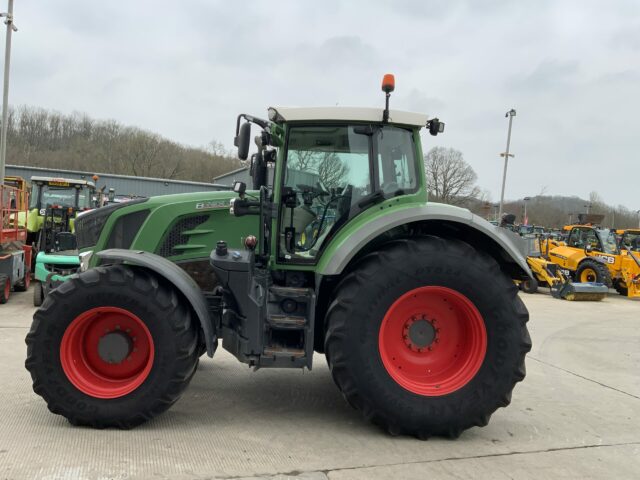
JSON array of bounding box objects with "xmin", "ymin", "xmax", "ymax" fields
[{"xmin": 553, "ymin": 282, "xmax": 608, "ymax": 301}]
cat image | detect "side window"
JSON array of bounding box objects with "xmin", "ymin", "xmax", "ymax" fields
[
  {"xmin": 568, "ymin": 228, "xmax": 581, "ymax": 247},
  {"xmin": 584, "ymin": 230, "xmax": 600, "ymax": 250},
  {"xmin": 377, "ymin": 127, "xmax": 417, "ymax": 194}
]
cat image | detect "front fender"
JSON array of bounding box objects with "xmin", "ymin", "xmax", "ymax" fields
[
  {"xmin": 318, "ymin": 202, "xmax": 531, "ymax": 278},
  {"xmin": 97, "ymin": 249, "xmax": 216, "ymax": 357}
]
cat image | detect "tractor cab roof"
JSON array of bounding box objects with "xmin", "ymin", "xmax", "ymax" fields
[
  {"xmin": 268, "ymin": 106, "xmax": 429, "ymax": 127},
  {"xmin": 31, "ymin": 176, "xmax": 96, "ymax": 189}
]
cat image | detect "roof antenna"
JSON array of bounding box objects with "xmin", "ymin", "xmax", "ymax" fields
[{"xmin": 381, "ymin": 73, "xmax": 395, "ymax": 123}]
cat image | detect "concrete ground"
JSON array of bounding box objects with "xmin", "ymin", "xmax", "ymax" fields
[{"xmin": 0, "ymin": 287, "xmax": 639, "ymax": 480}]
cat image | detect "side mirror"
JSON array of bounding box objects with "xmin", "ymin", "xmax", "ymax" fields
[
  {"xmin": 234, "ymin": 122, "xmax": 251, "ymax": 160},
  {"xmin": 233, "ymin": 181, "xmax": 246, "ymax": 195},
  {"xmin": 427, "ymin": 118, "xmax": 445, "ymax": 136},
  {"xmin": 585, "ymin": 244, "xmax": 593, "ymax": 253}
]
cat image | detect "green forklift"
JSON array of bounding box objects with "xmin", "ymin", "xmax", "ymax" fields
[
  {"xmin": 28, "ymin": 176, "xmax": 97, "ymax": 304},
  {"xmin": 26, "ymin": 75, "xmax": 532, "ymax": 438},
  {"xmin": 32, "ymin": 205, "xmax": 81, "ymax": 306}
]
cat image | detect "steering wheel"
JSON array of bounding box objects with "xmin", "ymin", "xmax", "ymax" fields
[{"xmin": 296, "ymin": 183, "xmax": 329, "ymax": 198}]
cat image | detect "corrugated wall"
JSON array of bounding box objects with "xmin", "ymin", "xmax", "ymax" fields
[{"xmin": 6, "ymin": 165, "xmax": 230, "ymax": 197}]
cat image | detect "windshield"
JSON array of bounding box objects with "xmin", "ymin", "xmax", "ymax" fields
[
  {"xmin": 597, "ymin": 229, "xmax": 619, "ymax": 254},
  {"xmin": 621, "ymin": 231, "xmax": 640, "ymax": 251},
  {"xmin": 30, "ymin": 184, "xmax": 79, "ymax": 209},
  {"xmin": 281, "ymin": 124, "xmax": 418, "ymax": 261}
]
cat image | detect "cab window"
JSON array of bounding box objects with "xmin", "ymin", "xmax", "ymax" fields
[{"xmin": 279, "ymin": 124, "xmax": 419, "ymax": 262}]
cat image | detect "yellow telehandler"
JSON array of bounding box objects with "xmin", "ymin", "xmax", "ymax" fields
[{"xmin": 545, "ymin": 225, "xmax": 640, "ymax": 298}]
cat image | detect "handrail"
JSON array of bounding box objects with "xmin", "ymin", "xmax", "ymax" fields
[{"xmin": 1, "ymin": 183, "xmax": 29, "ymax": 244}]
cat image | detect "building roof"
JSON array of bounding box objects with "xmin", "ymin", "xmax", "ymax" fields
[{"xmin": 268, "ymin": 106, "xmax": 428, "ymax": 127}]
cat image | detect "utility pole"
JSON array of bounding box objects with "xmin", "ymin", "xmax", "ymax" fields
[
  {"xmin": 523, "ymin": 196, "xmax": 531, "ymax": 225},
  {"xmin": 0, "ymin": 0, "xmax": 16, "ymax": 183},
  {"xmin": 498, "ymin": 108, "xmax": 516, "ymax": 221}
]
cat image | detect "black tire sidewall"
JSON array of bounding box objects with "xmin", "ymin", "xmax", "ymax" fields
[
  {"xmin": 33, "ymin": 282, "xmax": 43, "ymax": 306},
  {"xmin": 0, "ymin": 275, "xmax": 9, "ymax": 303},
  {"xmin": 522, "ymin": 276, "xmax": 538, "ymax": 293}
]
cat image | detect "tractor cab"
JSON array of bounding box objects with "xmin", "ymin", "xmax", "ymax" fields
[
  {"xmin": 27, "ymin": 176, "xmax": 96, "ymax": 242},
  {"xmin": 565, "ymin": 225, "xmax": 619, "ymax": 255},
  {"xmin": 618, "ymin": 229, "xmax": 640, "ymax": 252},
  {"xmin": 229, "ymin": 76, "xmax": 445, "ymax": 269},
  {"xmin": 277, "ymin": 116, "xmax": 422, "ymax": 261},
  {"xmin": 29, "ymin": 177, "xmax": 96, "ymax": 213}
]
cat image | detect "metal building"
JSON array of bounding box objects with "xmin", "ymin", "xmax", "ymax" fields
[
  {"xmin": 213, "ymin": 166, "xmax": 254, "ymax": 185},
  {"xmin": 6, "ymin": 164, "xmax": 230, "ymax": 197}
]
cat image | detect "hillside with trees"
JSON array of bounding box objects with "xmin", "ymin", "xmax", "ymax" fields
[{"xmin": 6, "ymin": 106, "xmax": 241, "ymax": 182}]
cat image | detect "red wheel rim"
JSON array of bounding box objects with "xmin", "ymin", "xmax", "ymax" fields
[
  {"xmin": 378, "ymin": 286, "xmax": 487, "ymax": 396},
  {"xmin": 60, "ymin": 307, "xmax": 155, "ymax": 399}
]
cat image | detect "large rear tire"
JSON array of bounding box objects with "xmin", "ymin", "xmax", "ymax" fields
[
  {"xmin": 25, "ymin": 265, "xmax": 200, "ymax": 428},
  {"xmin": 324, "ymin": 237, "xmax": 531, "ymax": 438}
]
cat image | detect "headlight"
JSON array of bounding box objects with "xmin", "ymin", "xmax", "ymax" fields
[{"xmin": 79, "ymin": 251, "xmax": 93, "ymax": 272}]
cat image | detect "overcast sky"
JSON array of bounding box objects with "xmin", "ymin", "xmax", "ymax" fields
[{"xmin": 9, "ymin": 0, "xmax": 640, "ymax": 208}]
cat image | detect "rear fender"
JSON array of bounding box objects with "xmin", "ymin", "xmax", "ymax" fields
[
  {"xmin": 96, "ymin": 249, "xmax": 216, "ymax": 357},
  {"xmin": 317, "ymin": 203, "xmax": 532, "ymax": 279}
]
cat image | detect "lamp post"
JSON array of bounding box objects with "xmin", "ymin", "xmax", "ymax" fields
[
  {"xmin": 498, "ymin": 108, "xmax": 516, "ymax": 221},
  {"xmin": 0, "ymin": 0, "xmax": 16, "ymax": 183},
  {"xmin": 523, "ymin": 196, "xmax": 531, "ymax": 225}
]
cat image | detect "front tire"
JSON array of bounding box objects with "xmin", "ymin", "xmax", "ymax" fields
[
  {"xmin": 521, "ymin": 276, "xmax": 538, "ymax": 294},
  {"xmin": 15, "ymin": 272, "xmax": 31, "ymax": 292},
  {"xmin": 575, "ymin": 258, "xmax": 612, "ymax": 286},
  {"xmin": 613, "ymin": 279, "xmax": 628, "ymax": 296},
  {"xmin": 324, "ymin": 237, "xmax": 531, "ymax": 438},
  {"xmin": 25, "ymin": 265, "xmax": 200, "ymax": 429},
  {"xmin": 33, "ymin": 281, "xmax": 44, "ymax": 307},
  {"xmin": 0, "ymin": 274, "xmax": 10, "ymax": 304}
]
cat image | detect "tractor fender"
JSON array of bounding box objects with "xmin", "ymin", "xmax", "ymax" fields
[
  {"xmin": 96, "ymin": 249, "xmax": 216, "ymax": 357},
  {"xmin": 318, "ymin": 202, "xmax": 532, "ymax": 279}
]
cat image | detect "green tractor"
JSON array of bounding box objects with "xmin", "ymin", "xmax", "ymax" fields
[
  {"xmin": 26, "ymin": 76, "xmax": 532, "ymax": 437},
  {"xmin": 26, "ymin": 176, "xmax": 96, "ymax": 243}
]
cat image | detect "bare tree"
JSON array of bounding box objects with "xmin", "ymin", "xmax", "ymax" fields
[
  {"xmin": 424, "ymin": 147, "xmax": 480, "ymax": 206},
  {"xmin": 318, "ymin": 152, "xmax": 349, "ymax": 189}
]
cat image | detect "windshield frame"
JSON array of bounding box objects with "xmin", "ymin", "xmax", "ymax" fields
[{"xmin": 276, "ymin": 122, "xmax": 420, "ymax": 265}]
